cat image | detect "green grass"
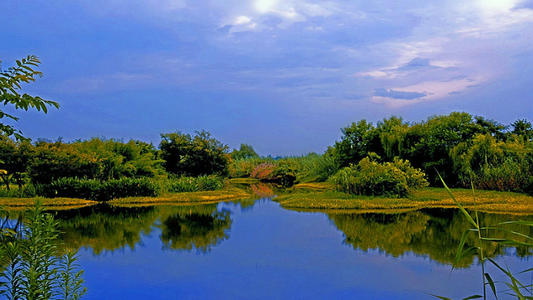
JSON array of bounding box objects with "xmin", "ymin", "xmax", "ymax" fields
[{"xmin": 275, "ymin": 183, "xmax": 533, "ymax": 214}]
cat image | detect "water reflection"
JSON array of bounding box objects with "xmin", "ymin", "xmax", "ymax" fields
[
  {"xmin": 329, "ymin": 209, "xmax": 533, "ymax": 266},
  {"xmin": 159, "ymin": 207, "xmax": 231, "ymax": 252},
  {"xmin": 53, "ymin": 204, "xmax": 233, "ymax": 254},
  {"xmin": 17, "ymin": 202, "xmax": 533, "ymax": 268}
]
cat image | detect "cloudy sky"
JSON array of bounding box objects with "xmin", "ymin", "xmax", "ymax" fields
[{"xmin": 1, "ymin": 0, "xmax": 532, "ymax": 155}]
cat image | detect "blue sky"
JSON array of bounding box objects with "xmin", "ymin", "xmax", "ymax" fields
[{"xmin": 1, "ymin": 0, "xmax": 532, "ymax": 155}]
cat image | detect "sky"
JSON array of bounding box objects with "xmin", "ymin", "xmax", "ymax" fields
[{"xmin": 1, "ymin": 0, "xmax": 532, "ymax": 155}]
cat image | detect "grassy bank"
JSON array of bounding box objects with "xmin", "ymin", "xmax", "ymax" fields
[
  {"xmin": 0, "ymin": 183, "xmax": 254, "ymax": 210},
  {"xmin": 108, "ymin": 186, "xmax": 253, "ymax": 207},
  {"xmin": 0, "ymin": 197, "xmax": 97, "ymax": 211},
  {"xmin": 275, "ymin": 183, "xmax": 533, "ymax": 215}
]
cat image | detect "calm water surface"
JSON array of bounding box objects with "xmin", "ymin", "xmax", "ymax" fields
[{"xmin": 49, "ymin": 198, "xmax": 533, "ymax": 299}]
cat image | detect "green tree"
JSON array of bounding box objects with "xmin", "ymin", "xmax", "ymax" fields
[
  {"xmin": 511, "ymin": 119, "xmax": 533, "ymax": 141},
  {"xmin": 331, "ymin": 120, "xmax": 378, "ymax": 168},
  {"xmin": 160, "ymin": 131, "xmax": 229, "ymax": 176},
  {"xmin": 0, "ymin": 55, "xmax": 59, "ymax": 140},
  {"xmin": 0, "ymin": 137, "xmax": 34, "ymax": 190},
  {"xmin": 231, "ymin": 144, "xmax": 259, "ymax": 160}
]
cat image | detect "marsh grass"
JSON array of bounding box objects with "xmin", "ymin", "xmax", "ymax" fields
[{"xmin": 275, "ymin": 184, "xmax": 533, "ymax": 214}]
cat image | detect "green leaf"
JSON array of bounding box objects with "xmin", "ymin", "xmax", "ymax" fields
[{"xmin": 485, "ymin": 273, "xmax": 498, "ymax": 299}]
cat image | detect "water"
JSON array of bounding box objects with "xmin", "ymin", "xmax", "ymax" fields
[{"xmin": 47, "ymin": 198, "xmax": 533, "ymax": 299}]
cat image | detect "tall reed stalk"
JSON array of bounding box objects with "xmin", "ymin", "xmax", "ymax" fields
[{"xmin": 433, "ymin": 173, "xmax": 533, "ymax": 300}]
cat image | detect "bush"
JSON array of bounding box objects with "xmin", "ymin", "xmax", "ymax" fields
[
  {"xmin": 36, "ymin": 177, "xmax": 159, "ymax": 201},
  {"xmin": 167, "ymin": 176, "xmax": 225, "ymax": 193},
  {"xmin": 330, "ymin": 156, "xmax": 428, "ymax": 198}
]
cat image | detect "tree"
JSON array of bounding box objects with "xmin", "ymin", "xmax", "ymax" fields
[
  {"xmin": 331, "ymin": 120, "xmax": 378, "ymax": 168},
  {"xmin": 231, "ymin": 144, "xmax": 259, "ymax": 160},
  {"xmin": 0, "ymin": 55, "xmax": 59, "ymax": 140},
  {"xmin": 0, "ymin": 137, "xmax": 34, "ymax": 190},
  {"xmin": 159, "ymin": 131, "xmax": 229, "ymax": 176},
  {"xmin": 511, "ymin": 119, "xmax": 533, "ymax": 141}
]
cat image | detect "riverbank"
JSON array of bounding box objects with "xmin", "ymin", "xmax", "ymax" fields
[{"xmin": 274, "ymin": 183, "xmax": 533, "ymax": 215}]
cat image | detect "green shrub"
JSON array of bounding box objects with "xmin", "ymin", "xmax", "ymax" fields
[
  {"xmin": 330, "ymin": 156, "xmax": 428, "ymax": 197},
  {"xmin": 167, "ymin": 176, "xmax": 225, "ymax": 193},
  {"xmin": 36, "ymin": 177, "xmax": 159, "ymax": 201}
]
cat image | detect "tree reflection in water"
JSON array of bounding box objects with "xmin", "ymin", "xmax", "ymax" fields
[
  {"xmin": 329, "ymin": 209, "xmax": 533, "ymax": 267},
  {"xmin": 52, "ymin": 204, "xmax": 232, "ymax": 254}
]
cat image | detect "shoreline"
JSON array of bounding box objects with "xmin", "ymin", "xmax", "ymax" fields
[{"xmin": 2, "ymin": 182, "xmax": 533, "ymax": 215}]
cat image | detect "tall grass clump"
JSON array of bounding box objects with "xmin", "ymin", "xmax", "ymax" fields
[
  {"xmin": 0, "ymin": 185, "xmax": 36, "ymax": 198},
  {"xmin": 330, "ymin": 156, "xmax": 428, "ymax": 198},
  {"xmin": 35, "ymin": 177, "xmax": 159, "ymax": 201},
  {"xmin": 167, "ymin": 176, "xmax": 225, "ymax": 193},
  {"xmin": 0, "ymin": 204, "xmax": 87, "ymax": 299},
  {"xmin": 282, "ymin": 153, "xmax": 338, "ymax": 183}
]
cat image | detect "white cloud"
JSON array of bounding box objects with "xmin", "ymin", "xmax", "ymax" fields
[{"xmin": 372, "ymin": 77, "xmax": 484, "ymax": 107}]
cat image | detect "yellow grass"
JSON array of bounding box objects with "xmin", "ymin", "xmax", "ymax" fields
[
  {"xmin": 0, "ymin": 197, "xmax": 97, "ymax": 211},
  {"xmin": 275, "ymin": 184, "xmax": 533, "ymax": 215}
]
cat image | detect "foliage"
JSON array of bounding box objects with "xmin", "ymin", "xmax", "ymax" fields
[
  {"xmin": 249, "ymin": 162, "xmax": 296, "ymax": 186},
  {"xmin": 228, "ymin": 157, "xmax": 270, "ymax": 178},
  {"xmin": 451, "ymin": 134, "xmax": 533, "ymax": 193},
  {"xmin": 330, "ymin": 120, "xmax": 379, "ymax": 169},
  {"xmin": 160, "ymin": 131, "xmax": 229, "ymax": 177},
  {"xmin": 0, "ymin": 185, "xmax": 36, "ymax": 198},
  {"xmin": 329, "ymin": 112, "xmax": 532, "ymax": 190},
  {"xmin": 0, "ymin": 137, "xmax": 33, "ymax": 190},
  {"xmin": 330, "ymin": 156, "xmax": 428, "ymax": 197},
  {"xmin": 35, "ymin": 177, "xmax": 160, "ymax": 201},
  {"xmin": 250, "ymin": 162, "xmax": 276, "ymax": 181},
  {"xmin": 0, "ymin": 204, "xmax": 87, "ymax": 299},
  {"xmin": 166, "ymin": 175, "xmax": 225, "ymax": 193},
  {"xmin": 230, "ymin": 144, "xmax": 259, "ymax": 160},
  {"xmin": 29, "ymin": 138, "xmax": 163, "ymax": 185},
  {"xmin": 282, "ymin": 153, "xmax": 338, "ymax": 183},
  {"xmin": 0, "ymin": 55, "xmax": 59, "ymax": 140}
]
